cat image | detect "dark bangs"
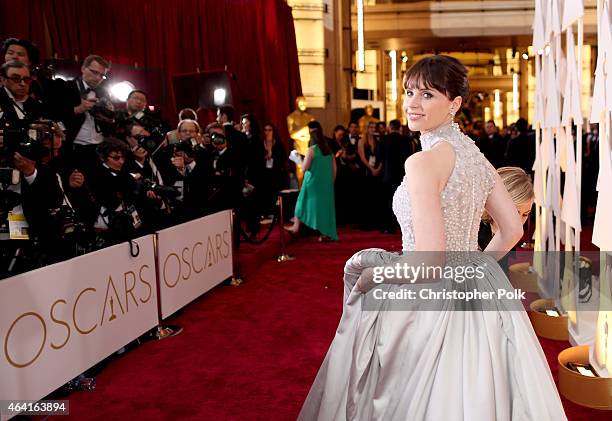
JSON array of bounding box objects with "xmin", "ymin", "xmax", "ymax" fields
[{"xmin": 403, "ymin": 55, "xmax": 469, "ymax": 102}]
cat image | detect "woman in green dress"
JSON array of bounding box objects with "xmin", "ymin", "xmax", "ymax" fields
[{"xmin": 285, "ymin": 121, "xmax": 338, "ymax": 241}]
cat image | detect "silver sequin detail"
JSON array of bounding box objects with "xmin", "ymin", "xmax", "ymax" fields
[{"xmin": 392, "ymin": 122, "xmax": 497, "ymax": 251}]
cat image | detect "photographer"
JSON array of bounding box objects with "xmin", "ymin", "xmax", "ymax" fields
[
  {"xmin": 165, "ymin": 136, "xmax": 208, "ymax": 222},
  {"xmin": 2, "ymin": 37, "xmax": 56, "ymax": 104},
  {"xmin": 124, "ymin": 122, "xmax": 175, "ymax": 231},
  {"xmin": 0, "ymin": 122, "xmax": 67, "ymax": 268},
  {"xmin": 49, "ymin": 55, "xmax": 114, "ymax": 176},
  {"xmin": 88, "ymin": 138, "xmax": 143, "ymax": 245},
  {"xmin": 2, "ymin": 38, "xmax": 39, "ymax": 67},
  {"xmin": 208, "ymin": 131, "xmax": 241, "ymax": 213},
  {"xmin": 115, "ymin": 89, "xmax": 166, "ymax": 140},
  {"xmin": 0, "ymin": 61, "xmax": 44, "ymax": 124},
  {"xmin": 217, "ymin": 106, "xmax": 248, "ymax": 176},
  {"xmin": 42, "ymin": 123, "xmax": 98, "ymax": 241}
]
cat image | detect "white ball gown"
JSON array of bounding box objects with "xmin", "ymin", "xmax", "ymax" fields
[{"xmin": 298, "ymin": 123, "xmax": 567, "ymax": 420}]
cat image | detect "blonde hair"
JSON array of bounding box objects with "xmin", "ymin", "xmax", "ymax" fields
[{"xmin": 482, "ymin": 166, "xmax": 534, "ymax": 224}]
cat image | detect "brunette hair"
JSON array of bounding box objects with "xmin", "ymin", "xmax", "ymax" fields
[
  {"xmin": 307, "ymin": 121, "xmax": 331, "ymax": 156},
  {"xmin": 403, "ymin": 55, "xmax": 469, "ymax": 103}
]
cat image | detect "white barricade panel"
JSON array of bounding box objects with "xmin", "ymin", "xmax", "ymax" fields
[
  {"xmin": 0, "ymin": 235, "xmax": 159, "ymax": 402},
  {"xmin": 157, "ymin": 210, "xmax": 233, "ymax": 319}
]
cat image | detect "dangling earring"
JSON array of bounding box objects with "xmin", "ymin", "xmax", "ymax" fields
[{"xmin": 449, "ymin": 109, "xmax": 455, "ymax": 118}]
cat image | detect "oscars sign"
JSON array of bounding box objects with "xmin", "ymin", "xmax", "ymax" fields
[
  {"xmin": 0, "ymin": 236, "xmax": 159, "ymax": 402},
  {"xmin": 157, "ymin": 210, "xmax": 233, "ymax": 319}
]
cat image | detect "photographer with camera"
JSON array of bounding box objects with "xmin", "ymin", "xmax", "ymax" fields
[
  {"xmin": 115, "ymin": 89, "xmax": 167, "ymax": 140},
  {"xmin": 208, "ymin": 130, "xmax": 241, "ymax": 214},
  {"xmin": 88, "ymin": 138, "xmax": 144, "ymax": 245},
  {"xmin": 165, "ymin": 132, "xmax": 209, "ymax": 223},
  {"xmin": 0, "ymin": 120, "xmax": 68, "ymax": 272},
  {"xmin": 40, "ymin": 123, "xmax": 98, "ymax": 248},
  {"xmin": 49, "ymin": 55, "xmax": 114, "ymax": 176},
  {"xmin": 124, "ymin": 122, "xmax": 177, "ymax": 231}
]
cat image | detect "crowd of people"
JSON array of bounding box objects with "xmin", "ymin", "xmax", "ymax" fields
[
  {"xmin": 0, "ymin": 39, "xmax": 291, "ymax": 276},
  {"xmin": 1, "ymin": 36, "xmax": 597, "ymax": 279}
]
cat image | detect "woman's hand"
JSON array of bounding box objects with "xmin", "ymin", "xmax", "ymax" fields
[{"xmin": 356, "ymin": 267, "xmax": 375, "ymax": 293}]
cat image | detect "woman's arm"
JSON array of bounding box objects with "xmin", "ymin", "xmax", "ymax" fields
[
  {"xmin": 483, "ymin": 172, "xmax": 524, "ymax": 258},
  {"xmin": 405, "ymin": 144, "xmax": 456, "ymax": 251},
  {"xmin": 302, "ymin": 147, "xmax": 314, "ymax": 172},
  {"xmin": 356, "ymin": 145, "xmax": 455, "ymax": 291}
]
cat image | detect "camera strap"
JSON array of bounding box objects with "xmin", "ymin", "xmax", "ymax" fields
[
  {"xmin": 9, "ymin": 98, "xmax": 29, "ymax": 121},
  {"xmin": 55, "ymin": 173, "xmax": 75, "ymax": 211}
]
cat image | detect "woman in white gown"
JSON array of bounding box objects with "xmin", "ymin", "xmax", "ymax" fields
[{"xmin": 298, "ymin": 55, "xmax": 567, "ymax": 421}]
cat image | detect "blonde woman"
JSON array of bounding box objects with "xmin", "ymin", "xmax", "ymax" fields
[{"xmin": 478, "ymin": 166, "xmax": 534, "ymax": 250}]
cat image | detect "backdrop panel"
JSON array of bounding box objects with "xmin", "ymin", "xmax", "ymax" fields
[{"xmin": 0, "ymin": 0, "xmax": 302, "ymax": 137}]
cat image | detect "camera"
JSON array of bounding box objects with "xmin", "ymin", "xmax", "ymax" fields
[
  {"xmin": 0, "ymin": 168, "xmax": 19, "ymax": 185},
  {"xmin": 49, "ymin": 205, "xmax": 92, "ymax": 243},
  {"xmin": 173, "ymin": 138, "xmax": 198, "ymax": 155},
  {"xmin": 211, "ymin": 132, "xmax": 226, "ymax": 145},
  {"xmin": 90, "ymin": 97, "xmax": 115, "ymax": 124},
  {"xmin": 0, "ymin": 119, "xmax": 55, "ymax": 164},
  {"xmin": 135, "ymin": 178, "xmax": 180, "ymax": 199},
  {"xmin": 134, "ymin": 125, "xmax": 166, "ymax": 154}
]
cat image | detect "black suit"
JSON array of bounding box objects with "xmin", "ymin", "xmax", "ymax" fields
[
  {"xmin": 0, "ymin": 87, "xmax": 45, "ymax": 124},
  {"xmin": 377, "ymin": 131, "xmax": 414, "ymax": 232},
  {"xmin": 48, "ymin": 78, "xmax": 113, "ymax": 174},
  {"xmin": 505, "ymin": 133, "xmax": 535, "ymax": 173},
  {"xmin": 223, "ymin": 123, "xmax": 249, "ymax": 176},
  {"xmin": 49, "ymin": 78, "xmax": 113, "ymax": 144},
  {"xmin": 115, "ymin": 109, "xmax": 166, "ymax": 140},
  {"xmin": 20, "ymin": 165, "xmax": 64, "ymax": 236},
  {"xmin": 164, "ymin": 160, "xmax": 209, "ymax": 222},
  {"xmin": 483, "ymin": 133, "xmax": 506, "ymax": 168},
  {"xmin": 209, "ymin": 147, "xmax": 241, "ymax": 213}
]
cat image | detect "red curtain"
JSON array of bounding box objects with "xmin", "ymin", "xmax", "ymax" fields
[{"xmin": 0, "ymin": 0, "xmax": 302, "ymax": 142}]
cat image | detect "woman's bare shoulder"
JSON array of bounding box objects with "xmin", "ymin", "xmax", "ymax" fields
[{"xmin": 404, "ymin": 142, "xmax": 455, "ymax": 176}]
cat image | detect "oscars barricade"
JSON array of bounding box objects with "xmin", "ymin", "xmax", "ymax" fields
[
  {"xmin": 156, "ymin": 210, "xmax": 233, "ymax": 319},
  {"xmin": 0, "ymin": 210, "xmax": 234, "ymax": 409},
  {"xmin": 0, "ymin": 235, "xmax": 159, "ymax": 404}
]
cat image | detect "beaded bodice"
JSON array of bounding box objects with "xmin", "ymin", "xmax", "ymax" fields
[{"xmin": 392, "ymin": 122, "xmax": 496, "ymax": 251}]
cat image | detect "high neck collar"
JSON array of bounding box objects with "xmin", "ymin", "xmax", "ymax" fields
[{"xmin": 419, "ymin": 121, "xmax": 462, "ymax": 150}]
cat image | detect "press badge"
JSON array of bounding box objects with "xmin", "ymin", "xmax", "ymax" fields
[
  {"xmin": 125, "ymin": 205, "xmax": 142, "ymax": 229},
  {"xmin": 8, "ymin": 211, "xmax": 29, "ymax": 240}
]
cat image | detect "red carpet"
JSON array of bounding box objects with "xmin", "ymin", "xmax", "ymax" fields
[{"xmin": 53, "ymin": 227, "xmax": 607, "ymax": 420}]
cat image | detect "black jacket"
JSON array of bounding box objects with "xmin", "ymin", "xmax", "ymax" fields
[
  {"xmin": 48, "ymin": 78, "xmax": 113, "ymax": 145},
  {"xmin": 377, "ymin": 132, "xmax": 414, "ymax": 185},
  {"xmin": 0, "ymin": 87, "xmax": 45, "ymax": 125},
  {"xmin": 20, "ymin": 165, "xmax": 64, "ymax": 241}
]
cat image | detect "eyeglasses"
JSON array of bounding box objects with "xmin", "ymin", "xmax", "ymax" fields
[
  {"xmin": 107, "ymin": 154, "xmax": 125, "ymax": 161},
  {"xmin": 6, "ymin": 75, "xmax": 32, "ymax": 84},
  {"xmin": 179, "ymin": 129, "xmax": 197, "ymax": 134},
  {"xmin": 86, "ymin": 67, "xmax": 108, "ymax": 79}
]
